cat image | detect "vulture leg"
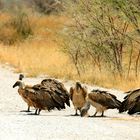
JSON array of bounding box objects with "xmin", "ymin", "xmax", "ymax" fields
[
  {"xmin": 38, "ymin": 109, "xmax": 41, "ymax": 115},
  {"xmin": 93, "ymin": 111, "xmax": 97, "ymax": 117},
  {"xmin": 27, "ymin": 106, "xmax": 31, "ymax": 112},
  {"xmin": 101, "ymin": 111, "xmax": 104, "ymax": 117},
  {"xmin": 34, "ymin": 109, "xmax": 38, "ymax": 115},
  {"xmin": 74, "ymin": 109, "xmax": 79, "ymax": 116},
  {"xmin": 71, "ymin": 109, "xmax": 79, "ymax": 116},
  {"xmin": 20, "ymin": 106, "xmax": 31, "ymax": 112},
  {"xmin": 89, "ymin": 111, "xmax": 97, "ymax": 117}
]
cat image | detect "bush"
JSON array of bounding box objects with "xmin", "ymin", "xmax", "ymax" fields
[
  {"xmin": 63, "ymin": 0, "xmax": 140, "ymax": 78},
  {"xmin": 0, "ymin": 13, "xmax": 33, "ymax": 45}
]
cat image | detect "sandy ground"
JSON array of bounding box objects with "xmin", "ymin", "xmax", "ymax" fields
[{"xmin": 0, "ymin": 65, "xmax": 139, "ymax": 140}]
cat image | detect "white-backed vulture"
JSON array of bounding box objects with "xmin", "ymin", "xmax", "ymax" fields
[
  {"xmin": 69, "ymin": 82, "xmax": 87, "ymax": 116},
  {"xmin": 13, "ymin": 74, "xmax": 33, "ymax": 112},
  {"xmin": 119, "ymin": 88, "xmax": 140, "ymax": 114},
  {"xmin": 81, "ymin": 90, "xmax": 121, "ymax": 117},
  {"xmin": 13, "ymin": 76, "xmax": 70, "ymax": 115}
]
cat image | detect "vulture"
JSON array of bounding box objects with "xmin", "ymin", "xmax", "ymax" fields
[
  {"xmin": 13, "ymin": 75, "xmax": 70, "ymax": 115},
  {"xmin": 69, "ymin": 82, "xmax": 87, "ymax": 116},
  {"xmin": 13, "ymin": 74, "xmax": 33, "ymax": 112},
  {"xmin": 81, "ymin": 90, "xmax": 121, "ymax": 117},
  {"xmin": 119, "ymin": 88, "xmax": 140, "ymax": 115}
]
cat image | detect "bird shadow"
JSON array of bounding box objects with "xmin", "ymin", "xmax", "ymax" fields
[
  {"xmin": 25, "ymin": 113, "xmax": 83, "ymax": 117},
  {"xmin": 10, "ymin": 111, "xmax": 122, "ymax": 118},
  {"xmin": 87, "ymin": 116, "xmax": 122, "ymax": 119},
  {"xmin": 19, "ymin": 113, "xmax": 115, "ymax": 118},
  {"xmin": 26, "ymin": 113, "xmax": 39, "ymax": 116},
  {"xmin": 88, "ymin": 115, "xmax": 107, "ymax": 118},
  {"xmin": 25, "ymin": 113, "xmax": 66, "ymax": 117},
  {"xmin": 70, "ymin": 114, "xmax": 80, "ymax": 117},
  {"xmin": 62, "ymin": 114, "xmax": 81, "ymax": 117},
  {"xmin": 20, "ymin": 110, "xmax": 32, "ymax": 113}
]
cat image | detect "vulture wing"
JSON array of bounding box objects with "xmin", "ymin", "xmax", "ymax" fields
[
  {"xmin": 25, "ymin": 86, "xmax": 62, "ymax": 110},
  {"xmin": 69, "ymin": 87, "xmax": 74, "ymax": 100},
  {"xmin": 124, "ymin": 88, "xmax": 140, "ymax": 99},
  {"xmin": 120, "ymin": 89, "xmax": 140, "ymax": 113},
  {"xmin": 89, "ymin": 91, "xmax": 121, "ymax": 109},
  {"xmin": 41, "ymin": 79, "xmax": 70, "ymax": 107},
  {"xmin": 25, "ymin": 81, "xmax": 70, "ymax": 111},
  {"xmin": 128, "ymin": 95, "xmax": 140, "ymax": 114},
  {"xmin": 81, "ymin": 87, "xmax": 88, "ymax": 99}
]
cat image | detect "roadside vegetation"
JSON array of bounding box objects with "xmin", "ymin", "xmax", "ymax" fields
[{"xmin": 0, "ymin": 0, "xmax": 140, "ymax": 90}]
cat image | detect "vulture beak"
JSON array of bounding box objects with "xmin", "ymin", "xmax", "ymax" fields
[
  {"xmin": 80, "ymin": 108, "xmax": 87, "ymax": 117},
  {"xmin": 13, "ymin": 81, "xmax": 20, "ymax": 88}
]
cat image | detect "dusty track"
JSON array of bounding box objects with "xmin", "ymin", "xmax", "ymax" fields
[{"xmin": 0, "ymin": 66, "xmax": 139, "ymax": 140}]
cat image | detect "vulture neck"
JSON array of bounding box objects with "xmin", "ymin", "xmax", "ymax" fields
[
  {"xmin": 19, "ymin": 82, "xmax": 26, "ymax": 89},
  {"xmin": 84, "ymin": 101, "xmax": 90, "ymax": 110}
]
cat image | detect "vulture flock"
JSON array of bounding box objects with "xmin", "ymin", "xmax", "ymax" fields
[{"xmin": 13, "ymin": 74, "xmax": 140, "ymax": 116}]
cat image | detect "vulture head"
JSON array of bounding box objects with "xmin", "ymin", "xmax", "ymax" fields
[
  {"xmin": 80, "ymin": 108, "xmax": 88, "ymax": 117},
  {"xmin": 19, "ymin": 74, "xmax": 24, "ymax": 81},
  {"xmin": 80, "ymin": 102, "xmax": 90, "ymax": 117},
  {"xmin": 76, "ymin": 82, "xmax": 82, "ymax": 90}
]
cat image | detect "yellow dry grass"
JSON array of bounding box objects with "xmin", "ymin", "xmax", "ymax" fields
[
  {"xmin": 0, "ymin": 12, "xmax": 11, "ymax": 22},
  {"xmin": 30, "ymin": 15, "xmax": 68, "ymax": 39},
  {"xmin": 76, "ymin": 70, "xmax": 140, "ymax": 91},
  {"xmin": 0, "ymin": 13, "xmax": 78, "ymax": 81},
  {"xmin": 0, "ymin": 40, "xmax": 75, "ymax": 78},
  {"xmin": 0, "ymin": 13, "xmax": 140, "ymax": 91},
  {"xmin": 0, "ymin": 41, "xmax": 140, "ymax": 91}
]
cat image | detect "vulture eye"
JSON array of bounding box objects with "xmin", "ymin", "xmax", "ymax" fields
[{"xmin": 19, "ymin": 74, "xmax": 24, "ymax": 80}]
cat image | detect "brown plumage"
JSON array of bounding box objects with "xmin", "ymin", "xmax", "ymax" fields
[
  {"xmin": 119, "ymin": 88, "xmax": 140, "ymax": 114},
  {"xmin": 70, "ymin": 82, "xmax": 87, "ymax": 115},
  {"xmin": 13, "ymin": 76, "xmax": 70, "ymax": 115},
  {"xmin": 40, "ymin": 78, "xmax": 70, "ymax": 107},
  {"xmin": 81, "ymin": 90, "xmax": 121, "ymax": 117}
]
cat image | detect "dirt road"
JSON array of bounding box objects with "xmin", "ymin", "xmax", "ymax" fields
[{"xmin": 0, "ymin": 66, "xmax": 139, "ymax": 140}]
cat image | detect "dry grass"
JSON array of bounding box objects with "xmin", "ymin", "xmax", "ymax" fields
[
  {"xmin": 30, "ymin": 15, "xmax": 68, "ymax": 39},
  {"xmin": 0, "ymin": 12, "xmax": 11, "ymax": 22},
  {"xmin": 0, "ymin": 40, "xmax": 75, "ymax": 78},
  {"xmin": 76, "ymin": 70, "xmax": 140, "ymax": 91},
  {"xmin": 0, "ymin": 13, "xmax": 78, "ymax": 80},
  {"xmin": 0, "ymin": 41, "xmax": 140, "ymax": 91},
  {"xmin": 0, "ymin": 13, "xmax": 140, "ymax": 91}
]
